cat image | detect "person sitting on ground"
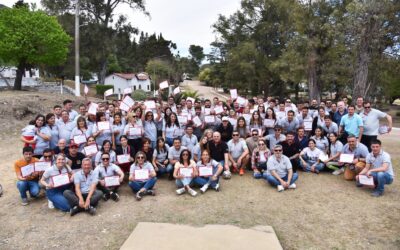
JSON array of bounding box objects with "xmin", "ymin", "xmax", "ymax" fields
[
  {"xmin": 94, "ymin": 140, "xmax": 116, "ymax": 166},
  {"xmin": 324, "ymin": 132, "xmax": 344, "ymax": 174},
  {"xmin": 115, "ymin": 135, "xmax": 135, "ymax": 173},
  {"xmin": 167, "ymin": 138, "xmax": 187, "ymax": 180},
  {"xmin": 207, "ymin": 132, "xmax": 231, "ymax": 179},
  {"xmin": 227, "ymin": 130, "xmax": 250, "ymax": 176},
  {"xmin": 279, "ymin": 132, "xmax": 301, "ymax": 172},
  {"xmin": 40, "ymin": 154, "xmax": 72, "ymax": 212},
  {"xmin": 128, "ymin": 152, "xmax": 157, "ymax": 201},
  {"xmin": 94, "ymin": 152, "xmax": 124, "ymax": 202},
  {"xmin": 38, "ymin": 148, "xmax": 55, "ymax": 209},
  {"xmin": 310, "ymin": 127, "xmax": 329, "ymax": 153},
  {"xmin": 14, "ymin": 146, "xmax": 40, "ymax": 206},
  {"xmin": 64, "ymin": 158, "xmax": 102, "ymax": 216},
  {"xmin": 299, "ymin": 139, "xmax": 325, "ymax": 174},
  {"xmin": 174, "ymin": 149, "xmax": 198, "ymax": 197},
  {"xmin": 265, "ymin": 144, "xmax": 298, "ymax": 192},
  {"xmin": 152, "ymin": 137, "xmax": 170, "ymax": 177},
  {"xmin": 53, "ymin": 138, "xmax": 69, "ymax": 156},
  {"xmin": 340, "ymin": 134, "xmax": 369, "ymax": 180},
  {"xmin": 193, "ymin": 150, "xmax": 223, "ymax": 193},
  {"xmin": 356, "ymin": 139, "xmax": 395, "ymax": 197},
  {"xmin": 251, "ymin": 138, "xmax": 271, "ymax": 179}
]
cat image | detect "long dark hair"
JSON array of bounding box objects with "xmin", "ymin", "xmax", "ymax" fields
[
  {"xmin": 45, "ymin": 113, "xmax": 55, "ymax": 127},
  {"xmin": 156, "ymin": 137, "xmax": 167, "ymax": 154},
  {"xmin": 179, "ymin": 149, "xmax": 191, "ymax": 164},
  {"xmin": 266, "ymin": 107, "xmax": 277, "ymax": 120},
  {"xmin": 166, "ymin": 112, "xmax": 180, "ymax": 128},
  {"xmin": 101, "ymin": 140, "xmax": 112, "ymax": 152},
  {"xmin": 34, "ymin": 114, "xmax": 46, "ymax": 127}
]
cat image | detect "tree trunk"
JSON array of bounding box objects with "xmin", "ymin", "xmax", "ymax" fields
[
  {"xmin": 307, "ymin": 48, "xmax": 321, "ymax": 102},
  {"xmin": 98, "ymin": 60, "xmax": 108, "ymax": 85},
  {"xmin": 14, "ymin": 62, "xmax": 26, "ymax": 90}
]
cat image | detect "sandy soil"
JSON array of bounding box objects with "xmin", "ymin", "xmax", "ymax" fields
[{"xmin": 0, "ymin": 90, "xmax": 399, "ymax": 250}]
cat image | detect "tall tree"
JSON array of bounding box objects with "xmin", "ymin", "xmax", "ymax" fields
[{"xmin": 189, "ymin": 45, "xmax": 205, "ymax": 65}]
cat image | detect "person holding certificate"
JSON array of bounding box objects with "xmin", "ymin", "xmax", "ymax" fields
[
  {"xmin": 142, "ymin": 111, "xmax": 158, "ymax": 149},
  {"xmin": 356, "ymin": 140, "xmax": 395, "ymax": 197},
  {"xmin": 193, "ymin": 150, "xmax": 223, "ymax": 193},
  {"xmin": 167, "ymin": 138, "xmax": 187, "ymax": 180},
  {"xmin": 299, "ymin": 139, "xmax": 325, "ymax": 174},
  {"xmin": 115, "ymin": 135, "xmax": 135, "ymax": 173},
  {"xmin": 128, "ymin": 152, "xmax": 157, "ymax": 201},
  {"xmin": 40, "ymin": 154, "xmax": 72, "ymax": 212},
  {"xmin": 123, "ymin": 112, "xmax": 144, "ymax": 153},
  {"xmin": 94, "ymin": 140, "xmax": 117, "ymax": 166},
  {"xmin": 173, "ymin": 150, "xmax": 198, "ymax": 196},
  {"xmin": 92, "ymin": 111, "xmax": 114, "ymax": 148},
  {"xmin": 70, "ymin": 117, "xmax": 91, "ymax": 152},
  {"xmin": 14, "ymin": 146, "xmax": 40, "ymax": 206},
  {"xmin": 251, "ymin": 139, "xmax": 271, "ymax": 179},
  {"xmin": 264, "ymin": 108, "xmax": 277, "ymax": 135},
  {"xmin": 323, "ymin": 133, "xmax": 344, "ymax": 174},
  {"xmin": 340, "ymin": 134, "xmax": 369, "ymax": 180},
  {"xmin": 152, "ymin": 137, "xmax": 170, "ymax": 176},
  {"xmin": 64, "ymin": 158, "xmax": 102, "ymax": 216},
  {"xmin": 112, "ymin": 112, "xmax": 126, "ymax": 148},
  {"xmin": 248, "ymin": 111, "xmax": 265, "ymax": 138},
  {"xmin": 94, "ymin": 152, "xmax": 124, "ymax": 202},
  {"xmin": 235, "ymin": 117, "xmax": 250, "ymax": 139},
  {"xmin": 162, "ymin": 112, "xmax": 181, "ymax": 146}
]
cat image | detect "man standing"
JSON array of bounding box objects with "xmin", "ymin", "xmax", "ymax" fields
[
  {"xmin": 57, "ymin": 110, "xmax": 76, "ymax": 146},
  {"xmin": 279, "ymin": 110, "xmax": 300, "ymax": 133},
  {"xmin": 66, "ymin": 143, "xmax": 85, "ymax": 171},
  {"xmin": 63, "ymin": 99, "xmax": 79, "ymax": 122},
  {"xmin": 356, "ymin": 140, "xmax": 394, "ymax": 197},
  {"xmin": 333, "ymin": 101, "xmax": 347, "ymax": 126},
  {"xmin": 279, "ymin": 132, "xmax": 301, "ymax": 172},
  {"xmin": 207, "ymin": 132, "xmax": 230, "ymax": 178},
  {"xmin": 339, "ymin": 105, "xmax": 363, "ymax": 142},
  {"xmin": 355, "ymin": 97, "xmax": 364, "ymax": 114},
  {"xmin": 227, "ymin": 130, "xmax": 249, "ymax": 175}
]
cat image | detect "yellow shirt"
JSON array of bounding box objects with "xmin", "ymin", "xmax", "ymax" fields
[{"xmin": 14, "ymin": 158, "xmax": 39, "ymax": 181}]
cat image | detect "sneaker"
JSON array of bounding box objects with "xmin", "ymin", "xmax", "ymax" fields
[
  {"xmin": 70, "ymin": 206, "xmax": 80, "ymax": 216},
  {"xmin": 200, "ymin": 183, "xmax": 209, "ymax": 193},
  {"xmin": 110, "ymin": 192, "xmax": 120, "ymax": 202},
  {"xmin": 332, "ymin": 168, "xmax": 344, "ymax": 176},
  {"xmin": 136, "ymin": 191, "xmax": 143, "ymax": 201},
  {"xmin": 313, "ymin": 169, "xmax": 320, "ymax": 174},
  {"xmin": 288, "ymin": 183, "xmax": 297, "ymax": 189},
  {"xmin": 88, "ymin": 206, "xmax": 96, "ymax": 215},
  {"xmin": 176, "ymin": 188, "xmax": 186, "ymax": 195},
  {"xmin": 277, "ymin": 185, "xmax": 284, "ymax": 192},
  {"xmin": 356, "ymin": 182, "xmax": 363, "ymax": 188},
  {"xmin": 239, "ymin": 168, "xmax": 245, "ymax": 176},
  {"xmin": 21, "ymin": 198, "xmax": 29, "ymax": 206},
  {"xmin": 146, "ymin": 190, "xmax": 156, "ymax": 196},
  {"xmin": 188, "ymin": 188, "xmax": 197, "ymax": 197},
  {"xmin": 48, "ymin": 200, "xmax": 55, "ymax": 209},
  {"xmin": 371, "ymin": 191, "xmax": 383, "ymax": 197},
  {"xmin": 231, "ymin": 166, "xmax": 238, "ymax": 173},
  {"xmin": 103, "ymin": 193, "xmax": 110, "ymax": 201},
  {"xmin": 214, "ymin": 183, "xmax": 220, "ymax": 192}
]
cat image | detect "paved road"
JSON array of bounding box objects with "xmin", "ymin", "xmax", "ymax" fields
[{"xmin": 180, "ymin": 80, "xmax": 228, "ymax": 101}]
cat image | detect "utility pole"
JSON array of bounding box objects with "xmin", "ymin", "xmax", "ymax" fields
[{"xmin": 74, "ymin": 0, "xmax": 81, "ymax": 96}]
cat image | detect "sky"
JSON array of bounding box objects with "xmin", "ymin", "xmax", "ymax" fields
[{"xmin": 2, "ymin": 0, "xmax": 241, "ymax": 57}]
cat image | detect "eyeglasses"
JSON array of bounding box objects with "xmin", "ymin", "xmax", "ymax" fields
[
  {"xmin": 252, "ymin": 134, "xmax": 258, "ymax": 136},
  {"xmin": 232, "ymin": 134, "xmax": 239, "ymax": 136},
  {"xmin": 274, "ymin": 149, "xmax": 282, "ymax": 152},
  {"xmin": 364, "ymin": 106, "xmax": 371, "ymax": 109},
  {"xmin": 132, "ymin": 116, "xmax": 137, "ymax": 118},
  {"xmin": 44, "ymin": 155, "xmax": 52, "ymax": 159},
  {"xmin": 137, "ymin": 156, "xmax": 144, "ymax": 159},
  {"xmin": 102, "ymin": 158, "xmax": 110, "ymax": 161}
]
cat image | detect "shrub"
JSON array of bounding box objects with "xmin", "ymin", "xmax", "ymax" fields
[
  {"xmin": 95, "ymin": 85, "xmax": 113, "ymax": 96},
  {"xmin": 131, "ymin": 89, "xmax": 148, "ymax": 101}
]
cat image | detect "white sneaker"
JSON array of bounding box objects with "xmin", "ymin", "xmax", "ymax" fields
[
  {"xmin": 176, "ymin": 188, "xmax": 186, "ymax": 195},
  {"xmin": 48, "ymin": 200, "xmax": 54, "ymax": 209},
  {"xmin": 332, "ymin": 168, "xmax": 344, "ymax": 175},
  {"xmin": 289, "ymin": 183, "xmax": 296, "ymax": 189},
  {"xmin": 200, "ymin": 183, "xmax": 209, "ymax": 193},
  {"xmin": 214, "ymin": 183, "xmax": 220, "ymax": 192},
  {"xmin": 277, "ymin": 185, "xmax": 284, "ymax": 192},
  {"xmin": 188, "ymin": 188, "xmax": 197, "ymax": 197}
]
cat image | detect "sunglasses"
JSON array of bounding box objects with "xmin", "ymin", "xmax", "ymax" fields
[
  {"xmin": 137, "ymin": 156, "xmax": 144, "ymax": 159},
  {"xmin": 274, "ymin": 149, "xmax": 282, "ymax": 152},
  {"xmin": 364, "ymin": 106, "xmax": 371, "ymax": 109},
  {"xmin": 102, "ymin": 158, "xmax": 110, "ymax": 161},
  {"xmin": 252, "ymin": 134, "xmax": 258, "ymax": 136},
  {"xmin": 44, "ymin": 155, "xmax": 52, "ymax": 159},
  {"xmin": 232, "ymin": 134, "xmax": 239, "ymax": 136}
]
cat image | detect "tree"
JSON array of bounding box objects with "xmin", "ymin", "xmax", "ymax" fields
[
  {"xmin": 0, "ymin": 5, "xmax": 71, "ymax": 90},
  {"xmin": 189, "ymin": 45, "xmax": 205, "ymax": 65},
  {"xmin": 145, "ymin": 59, "xmax": 174, "ymax": 89}
]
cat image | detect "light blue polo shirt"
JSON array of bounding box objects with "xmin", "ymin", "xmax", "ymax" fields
[
  {"xmin": 366, "ymin": 150, "xmax": 394, "ymax": 177},
  {"xmin": 360, "ymin": 109, "xmax": 387, "ymax": 136},
  {"xmin": 340, "ymin": 114, "xmax": 363, "ymax": 137},
  {"xmin": 74, "ymin": 170, "xmax": 98, "ymax": 194},
  {"xmin": 342, "ymin": 142, "xmax": 369, "ymax": 158}
]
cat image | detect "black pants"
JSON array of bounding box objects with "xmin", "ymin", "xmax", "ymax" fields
[
  {"xmin": 97, "ymin": 183, "xmax": 120, "ymax": 195},
  {"xmin": 63, "ymin": 189, "xmax": 102, "ymax": 208},
  {"xmin": 290, "ymin": 159, "xmax": 300, "ymax": 172},
  {"xmin": 361, "ymin": 135, "xmax": 377, "ymax": 152},
  {"xmin": 128, "ymin": 138, "xmax": 142, "ymax": 154}
]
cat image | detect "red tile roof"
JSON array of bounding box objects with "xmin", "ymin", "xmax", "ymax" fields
[{"xmin": 113, "ymin": 72, "xmax": 149, "ymax": 81}]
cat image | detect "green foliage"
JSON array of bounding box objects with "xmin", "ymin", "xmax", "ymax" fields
[
  {"xmin": 95, "ymin": 85, "xmax": 113, "ymax": 95},
  {"xmin": 145, "ymin": 59, "xmax": 174, "ymax": 88},
  {"xmin": 131, "ymin": 89, "xmax": 148, "ymax": 101},
  {"xmin": 189, "ymin": 45, "xmax": 205, "ymax": 65}
]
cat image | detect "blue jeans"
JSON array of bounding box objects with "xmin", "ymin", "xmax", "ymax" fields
[
  {"xmin": 166, "ymin": 137, "xmax": 174, "ymax": 147},
  {"xmin": 129, "ymin": 177, "xmax": 157, "ymax": 193},
  {"xmin": 193, "ymin": 176, "xmax": 219, "ymax": 188},
  {"xmin": 371, "ymin": 172, "xmax": 393, "ymax": 193},
  {"xmin": 16, "ymin": 180, "xmax": 40, "ymax": 199},
  {"xmin": 299, "ymin": 160, "xmax": 324, "ymax": 172},
  {"xmin": 253, "ymin": 162, "xmax": 267, "ymax": 179},
  {"xmin": 46, "ymin": 185, "xmax": 71, "ymax": 212},
  {"xmin": 176, "ymin": 178, "xmax": 193, "ymax": 187},
  {"xmin": 266, "ymin": 173, "xmax": 298, "ymax": 186}
]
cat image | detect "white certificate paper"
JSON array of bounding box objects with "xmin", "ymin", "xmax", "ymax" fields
[
  {"xmin": 97, "ymin": 121, "xmax": 110, "ymax": 131},
  {"xmin": 236, "ymin": 96, "xmax": 246, "ymax": 105},
  {"xmin": 339, "ymin": 153, "xmax": 354, "ymax": 163},
  {"xmin": 134, "ymin": 169, "xmax": 149, "ymax": 181},
  {"xmin": 123, "ymin": 96, "xmax": 135, "ymax": 107},
  {"xmin": 230, "ymin": 89, "xmax": 238, "ymax": 99},
  {"xmin": 34, "ymin": 161, "xmax": 51, "ymax": 172},
  {"xmin": 204, "ymin": 115, "xmax": 215, "ymax": 123},
  {"xmin": 144, "ymin": 101, "xmax": 156, "ymax": 109},
  {"xmin": 303, "ymin": 120, "xmax": 313, "ymax": 131},
  {"xmin": 73, "ymin": 134, "xmax": 87, "ymax": 145},
  {"xmin": 173, "ymin": 87, "xmax": 180, "ymax": 94},
  {"xmin": 204, "ymin": 108, "xmax": 211, "ymax": 115},
  {"xmin": 52, "ymin": 173, "xmax": 70, "ymax": 187},
  {"xmin": 117, "ymin": 154, "xmax": 130, "ymax": 164},
  {"xmin": 264, "ymin": 119, "xmax": 275, "ymax": 128},
  {"xmin": 198, "ymin": 166, "xmax": 213, "ymax": 177},
  {"xmin": 21, "ymin": 164, "xmax": 34, "ymax": 177},
  {"xmin": 120, "ymin": 101, "xmax": 130, "ymax": 112},
  {"xmin": 178, "ymin": 115, "xmax": 188, "ymax": 125},
  {"xmin": 179, "ymin": 167, "xmax": 194, "ymax": 177},
  {"xmin": 319, "ymin": 153, "xmax": 329, "ymax": 162},
  {"xmin": 214, "ymin": 106, "xmax": 224, "ymax": 114},
  {"xmin": 88, "ymin": 103, "xmax": 98, "ymax": 115},
  {"xmin": 192, "ymin": 116, "xmax": 202, "ymax": 127},
  {"xmin": 159, "ymin": 81, "xmax": 169, "ymax": 89},
  {"xmin": 359, "ymin": 175, "xmax": 374, "ymax": 186},
  {"xmin": 84, "ymin": 144, "xmax": 98, "ymax": 156},
  {"xmin": 129, "ymin": 127, "xmax": 142, "ymax": 136},
  {"xmin": 104, "ymin": 176, "xmax": 120, "ymax": 187}
]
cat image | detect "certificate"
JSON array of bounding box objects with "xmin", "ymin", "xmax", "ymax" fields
[
  {"xmin": 123, "ymin": 87, "xmax": 132, "ymax": 94},
  {"xmin": 84, "ymin": 144, "xmax": 98, "ymax": 156},
  {"xmin": 177, "ymin": 115, "xmax": 188, "ymax": 125},
  {"xmin": 319, "ymin": 153, "xmax": 329, "ymax": 162},
  {"xmin": 134, "ymin": 169, "xmax": 149, "ymax": 181},
  {"xmin": 34, "ymin": 161, "xmax": 51, "ymax": 172},
  {"xmin": 230, "ymin": 89, "xmax": 238, "ymax": 99},
  {"xmin": 303, "ymin": 120, "xmax": 313, "ymax": 131},
  {"xmin": 236, "ymin": 96, "xmax": 246, "ymax": 105},
  {"xmin": 204, "ymin": 115, "xmax": 215, "ymax": 123},
  {"xmin": 117, "ymin": 154, "xmax": 130, "ymax": 164},
  {"xmin": 192, "ymin": 116, "xmax": 202, "ymax": 127},
  {"xmin": 264, "ymin": 119, "xmax": 275, "ymax": 128},
  {"xmin": 243, "ymin": 114, "xmax": 251, "ymax": 121},
  {"xmin": 204, "ymin": 108, "xmax": 211, "ymax": 115},
  {"xmin": 97, "ymin": 121, "xmax": 110, "ymax": 131},
  {"xmin": 179, "ymin": 167, "xmax": 194, "ymax": 177},
  {"xmin": 88, "ymin": 103, "xmax": 98, "ymax": 115},
  {"xmin": 359, "ymin": 175, "xmax": 374, "ymax": 186},
  {"xmin": 21, "ymin": 164, "xmax": 34, "ymax": 177},
  {"xmin": 173, "ymin": 87, "xmax": 180, "ymax": 94},
  {"xmin": 123, "ymin": 96, "xmax": 135, "ymax": 107},
  {"xmin": 378, "ymin": 126, "xmax": 388, "ymax": 135},
  {"xmin": 144, "ymin": 101, "xmax": 156, "ymax": 109},
  {"xmin": 276, "ymin": 111, "xmax": 286, "ymax": 121},
  {"xmin": 198, "ymin": 166, "xmax": 213, "ymax": 177},
  {"xmin": 120, "ymin": 101, "xmax": 130, "ymax": 112},
  {"xmin": 104, "ymin": 176, "xmax": 120, "ymax": 187},
  {"xmin": 52, "ymin": 173, "xmax": 70, "ymax": 187},
  {"xmin": 159, "ymin": 80, "xmax": 169, "ymax": 89},
  {"xmin": 129, "ymin": 127, "xmax": 142, "ymax": 136},
  {"xmin": 228, "ymin": 118, "xmax": 237, "ymax": 126},
  {"xmin": 214, "ymin": 106, "xmax": 224, "ymax": 114},
  {"xmin": 73, "ymin": 134, "xmax": 87, "ymax": 145},
  {"xmin": 339, "ymin": 153, "xmax": 354, "ymax": 163}
]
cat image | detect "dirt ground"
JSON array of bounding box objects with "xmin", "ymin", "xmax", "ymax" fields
[{"xmin": 0, "ymin": 91, "xmax": 399, "ymax": 250}]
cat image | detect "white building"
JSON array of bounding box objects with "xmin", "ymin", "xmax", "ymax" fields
[
  {"xmin": 104, "ymin": 72, "xmax": 151, "ymax": 93},
  {"xmin": 0, "ymin": 66, "xmax": 40, "ymax": 87}
]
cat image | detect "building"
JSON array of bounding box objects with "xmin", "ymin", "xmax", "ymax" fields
[
  {"xmin": 104, "ymin": 72, "xmax": 151, "ymax": 93},
  {"xmin": 0, "ymin": 67, "xmax": 40, "ymax": 87}
]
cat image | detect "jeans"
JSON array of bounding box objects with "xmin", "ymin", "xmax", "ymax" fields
[
  {"xmin": 193, "ymin": 176, "xmax": 219, "ymax": 188},
  {"xmin": 16, "ymin": 180, "xmax": 40, "ymax": 199},
  {"xmin": 371, "ymin": 172, "xmax": 393, "ymax": 193},
  {"xmin": 166, "ymin": 137, "xmax": 174, "ymax": 147},
  {"xmin": 63, "ymin": 189, "xmax": 103, "ymax": 208},
  {"xmin": 176, "ymin": 178, "xmax": 194, "ymax": 187},
  {"xmin": 129, "ymin": 177, "xmax": 157, "ymax": 193},
  {"xmin": 46, "ymin": 185, "xmax": 71, "ymax": 212},
  {"xmin": 253, "ymin": 162, "xmax": 267, "ymax": 179},
  {"xmin": 299, "ymin": 160, "xmax": 324, "ymax": 172},
  {"xmin": 266, "ymin": 173, "xmax": 298, "ymax": 186},
  {"xmin": 151, "ymin": 141, "xmax": 157, "ymax": 149}
]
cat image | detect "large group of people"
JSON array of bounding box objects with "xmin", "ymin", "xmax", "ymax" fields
[{"xmin": 14, "ymin": 93, "xmax": 395, "ymax": 216}]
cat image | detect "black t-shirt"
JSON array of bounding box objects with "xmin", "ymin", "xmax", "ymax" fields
[
  {"xmin": 207, "ymin": 140, "xmax": 228, "ymax": 162},
  {"xmin": 279, "ymin": 141, "xmax": 300, "ymax": 159},
  {"xmin": 66, "ymin": 152, "xmax": 86, "ymax": 170}
]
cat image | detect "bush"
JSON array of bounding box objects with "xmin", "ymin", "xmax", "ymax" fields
[
  {"xmin": 131, "ymin": 89, "xmax": 148, "ymax": 101},
  {"xmin": 95, "ymin": 85, "xmax": 113, "ymax": 96}
]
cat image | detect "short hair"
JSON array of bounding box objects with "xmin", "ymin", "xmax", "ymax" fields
[
  {"xmin": 274, "ymin": 125, "xmax": 283, "ymax": 131},
  {"xmin": 142, "ymin": 137, "xmax": 151, "ymax": 145},
  {"xmin": 53, "ymin": 105, "xmax": 62, "ymax": 109},
  {"xmin": 286, "ymin": 131, "xmax": 295, "ymax": 136},
  {"xmin": 324, "ymin": 115, "xmax": 332, "ymax": 120},
  {"xmin": 348, "ymin": 105, "xmax": 356, "ymax": 109},
  {"xmin": 274, "ymin": 144, "xmax": 283, "ymax": 150},
  {"xmin": 63, "ymin": 99, "xmax": 72, "ymax": 106},
  {"xmin": 287, "ymin": 110, "xmax": 295, "ymax": 115},
  {"xmin": 82, "ymin": 158, "xmax": 92, "ymax": 165},
  {"xmin": 186, "ymin": 125, "xmax": 193, "ymax": 130},
  {"xmin": 120, "ymin": 135, "xmax": 128, "ymax": 141},
  {"xmin": 101, "ymin": 152, "xmax": 110, "ymax": 158},
  {"xmin": 370, "ymin": 139, "xmax": 381, "ymax": 146},
  {"xmin": 308, "ymin": 139, "xmax": 316, "ymax": 144},
  {"xmin": 43, "ymin": 148, "xmax": 53, "ymax": 155},
  {"xmin": 23, "ymin": 146, "xmax": 33, "ymax": 154},
  {"xmin": 173, "ymin": 137, "xmax": 181, "ymax": 143},
  {"xmin": 347, "ymin": 134, "xmax": 356, "ymax": 139}
]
